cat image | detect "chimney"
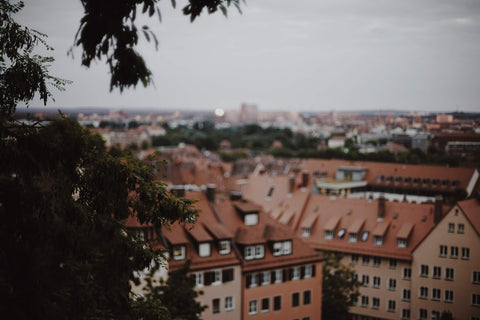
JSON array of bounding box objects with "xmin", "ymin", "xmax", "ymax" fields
[
  {"xmin": 171, "ymin": 185, "xmax": 185, "ymax": 197},
  {"xmin": 206, "ymin": 184, "xmax": 216, "ymax": 202},
  {"xmin": 378, "ymin": 195, "xmax": 386, "ymax": 220},
  {"xmin": 302, "ymin": 170, "xmax": 309, "ymax": 188},
  {"xmin": 434, "ymin": 195, "xmax": 443, "ymax": 224},
  {"xmin": 288, "ymin": 174, "xmax": 295, "ymax": 194}
]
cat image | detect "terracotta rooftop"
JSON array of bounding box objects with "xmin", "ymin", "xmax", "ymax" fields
[
  {"xmin": 458, "ymin": 198, "xmax": 480, "ymax": 235},
  {"xmin": 295, "ymin": 195, "xmax": 444, "ymax": 260}
]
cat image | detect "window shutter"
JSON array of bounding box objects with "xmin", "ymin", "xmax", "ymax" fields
[
  {"xmin": 301, "ymin": 266, "xmax": 305, "ymax": 279},
  {"xmin": 204, "ymin": 271, "xmax": 213, "ymax": 286},
  {"xmin": 283, "ymin": 269, "xmax": 288, "ymax": 282},
  {"xmin": 312, "ymin": 264, "xmax": 316, "ymax": 277},
  {"xmin": 271, "ymin": 271, "xmax": 276, "ymax": 283},
  {"xmin": 259, "ymin": 272, "xmax": 263, "ymax": 284},
  {"xmin": 246, "ymin": 275, "xmax": 251, "ymax": 288}
]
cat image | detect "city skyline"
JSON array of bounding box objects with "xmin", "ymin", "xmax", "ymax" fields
[{"xmin": 17, "ymin": 0, "xmax": 480, "ymax": 112}]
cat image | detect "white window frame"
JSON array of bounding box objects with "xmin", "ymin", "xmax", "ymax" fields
[
  {"xmin": 348, "ymin": 233, "xmax": 358, "ymax": 243},
  {"xmin": 245, "ymin": 246, "xmax": 254, "ymax": 260},
  {"xmin": 462, "ymin": 247, "xmax": 470, "ymax": 259},
  {"xmin": 374, "ymin": 235, "xmax": 383, "ymax": 245},
  {"xmin": 262, "ymin": 271, "xmax": 270, "ymax": 285},
  {"xmin": 432, "ymin": 288, "xmax": 441, "ymax": 301},
  {"xmin": 199, "ymin": 242, "xmax": 211, "ymax": 257},
  {"xmin": 388, "ymin": 278, "xmax": 396, "ymax": 290},
  {"xmin": 304, "ymin": 264, "xmax": 312, "ymax": 278},
  {"xmin": 225, "ymin": 296, "xmax": 234, "ymax": 311},
  {"xmin": 219, "ymin": 240, "xmax": 231, "ymax": 255},
  {"xmin": 275, "ymin": 269, "xmax": 283, "ymax": 283},
  {"xmin": 292, "ymin": 266, "xmax": 300, "ymax": 280},
  {"xmin": 387, "ymin": 299, "xmax": 396, "ymax": 312},
  {"xmin": 402, "ymin": 289, "xmax": 411, "ymax": 301},
  {"xmin": 173, "ymin": 245, "xmax": 186, "ymax": 260},
  {"xmin": 373, "ymin": 257, "xmax": 381, "ymax": 267},
  {"xmin": 445, "ymin": 268, "xmax": 454, "ymax": 280},
  {"xmin": 255, "ymin": 244, "xmax": 264, "ymax": 258},
  {"xmin": 195, "ymin": 272, "xmax": 203, "ymax": 287},
  {"xmin": 451, "ymin": 246, "xmax": 458, "ymax": 258},
  {"xmin": 433, "ymin": 266, "xmax": 441, "ymax": 279},
  {"xmin": 458, "ymin": 223, "xmax": 465, "ymax": 234},
  {"xmin": 302, "ymin": 227, "xmax": 311, "ymax": 238},
  {"xmin": 361, "ymin": 295, "xmax": 369, "ymax": 307},
  {"xmin": 439, "ymin": 245, "xmax": 447, "ymax": 257},
  {"xmin": 248, "ymin": 300, "xmax": 258, "ymax": 315},
  {"xmin": 397, "ymin": 238, "xmax": 407, "ymax": 248},
  {"xmin": 213, "ymin": 270, "xmax": 221, "ymax": 285},
  {"xmin": 420, "ymin": 264, "xmax": 429, "ymax": 277},
  {"xmin": 403, "ymin": 268, "xmax": 412, "ymax": 280},
  {"xmin": 372, "ymin": 297, "xmax": 380, "ymax": 309},
  {"xmin": 473, "ymin": 271, "xmax": 480, "ymax": 284},
  {"xmin": 419, "ymin": 286, "xmax": 428, "ymax": 299},
  {"xmin": 245, "ymin": 213, "xmax": 258, "ymax": 226},
  {"xmin": 444, "ymin": 290, "xmax": 454, "ymax": 303},
  {"xmin": 324, "ymin": 230, "xmax": 333, "ymax": 240},
  {"xmin": 250, "ymin": 273, "xmax": 258, "ymax": 287},
  {"xmin": 373, "ymin": 276, "xmax": 380, "ymax": 288}
]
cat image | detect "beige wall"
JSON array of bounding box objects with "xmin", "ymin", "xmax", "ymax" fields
[
  {"xmin": 195, "ymin": 265, "xmax": 242, "ymax": 320},
  {"xmin": 343, "ymin": 254, "xmax": 412, "ymax": 320},
  {"xmin": 243, "ymin": 262, "xmax": 322, "ymax": 320},
  {"xmin": 412, "ymin": 204, "xmax": 480, "ymax": 319}
]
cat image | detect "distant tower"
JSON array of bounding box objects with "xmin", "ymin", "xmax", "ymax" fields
[{"xmin": 240, "ymin": 103, "xmax": 259, "ymax": 124}]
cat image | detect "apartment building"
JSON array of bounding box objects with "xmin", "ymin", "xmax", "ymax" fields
[
  {"xmin": 214, "ymin": 195, "xmax": 323, "ymax": 320},
  {"xmin": 241, "ymin": 166, "xmax": 479, "ymax": 320},
  {"xmin": 411, "ymin": 198, "xmax": 480, "ymax": 320}
]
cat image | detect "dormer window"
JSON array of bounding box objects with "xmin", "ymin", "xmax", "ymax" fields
[
  {"xmin": 422, "ymin": 178, "xmax": 430, "ymax": 185},
  {"xmin": 245, "ymin": 244, "xmax": 264, "ymax": 260},
  {"xmin": 397, "ymin": 238, "xmax": 408, "ymax": 248},
  {"xmin": 219, "ymin": 240, "xmax": 231, "ymax": 255},
  {"xmin": 337, "ymin": 228, "xmax": 346, "ymax": 239},
  {"xmin": 373, "ymin": 236, "xmax": 384, "ymax": 246},
  {"xmin": 199, "ymin": 242, "xmax": 211, "ymax": 257},
  {"xmin": 361, "ymin": 231, "xmax": 370, "ymax": 242},
  {"xmin": 413, "ymin": 177, "xmax": 420, "ymax": 184},
  {"xmin": 385, "ymin": 176, "xmax": 392, "ymax": 183},
  {"xmin": 324, "ymin": 230, "xmax": 334, "ymax": 240},
  {"xmin": 273, "ymin": 241, "xmax": 292, "ymax": 256},
  {"xmin": 404, "ymin": 177, "xmax": 411, "ymax": 183},
  {"xmin": 245, "ymin": 213, "xmax": 258, "ymax": 226},
  {"xmin": 377, "ymin": 175, "xmax": 384, "ymax": 182},
  {"xmin": 173, "ymin": 245, "xmax": 186, "ymax": 260},
  {"xmin": 432, "ymin": 178, "xmax": 439, "ymax": 186},
  {"xmin": 348, "ymin": 233, "xmax": 358, "ymax": 243},
  {"xmin": 394, "ymin": 176, "xmax": 401, "ymax": 183},
  {"xmin": 301, "ymin": 227, "xmax": 311, "ymax": 238}
]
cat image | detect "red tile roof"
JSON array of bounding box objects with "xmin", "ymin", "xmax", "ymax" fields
[{"xmin": 458, "ymin": 198, "xmax": 480, "ymax": 235}]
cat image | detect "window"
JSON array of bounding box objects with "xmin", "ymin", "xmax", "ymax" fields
[
  {"xmin": 431, "ymin": 311, "xmax": 440, "ymax": 320},
  {"xmin": 462, "ymin": 247, "xmax": 470, "ymax": 259},
  {"xmin": 249, "ymin": 273, "xmax": 258, "ymax": 287},
  {"xmin": 433, "ymin": 266, "xmax": 441, "ymax": 279},
  {"xmin": 351, "ymin": 254, "xmax": 359, "ymax": 263},
  {"xmin": 372, "ymin": 297, "xmax": 380, "ymax": 309},
  {"xmin": 194, "ymin": 272, "xmax": 203, "ymax": 287},
  {"xmin": 255, "ymin": 244, "xmax": 264, "ymax": 258},
  {"xmin": 448, "ymin": 223, "xmax": 455, "ymax": 232},
  {"xmin": 473, "ymin": 271, "xmax": 480, "ymax": 284},
  {"xmin": 387, "ymin": 300, "xmax": 396, "ymax": 312},
  {"xmin": 304, "ymin": 264, "xmax": 312, "ymax": 278},
  {"xmin": 373, "ymin": 235, "xmax": 384, "ymax": 246},
  {"xmin": 173, "ymin": 245, "xmax": 186, "ymax": 260},
  {"xmin": 373, "ymin": 276, "xmax": 380, "ymax": 288},
  {"xmin": 199, "ymin": 242, "xmax": 211, "ymax": 257},
  {"xmin": 324, "ymin": 230, "xmax": 333, "ymax": 240},
  {"xmin": 273, "ymin": 296, "xmax": 282, "ymax": 311},
  {"xmin": 440, "ymin": 245, "xmax": 447, "ymax": 257},
  {"xmin": 473, "ymin": 294, "xmax": 480, "ymax": 306},
  {"xmin": 361, "ymin": 275, "xmax": 369, "ymax": 286},
  {"xmin": 450, "ymin": 246, "xmax": 458, "ymax": 258},
  {"xmin": 419, "ymin": 308, "xmax": 428, "ymax": 320},
  {"xmin": 395, "ymin": 176, "xmax": 401, "ymax": 183},
  {"xmin": 361, "ymin": 295, "xmax": 369, "ymax": 307},
  {"xmin": 402, "ymin": 289, "xmax": 411, "ymax": 301},
  {"xmin": 404, "ymin": 176, "xmax": 411, "ymax": 183},
  {"xmin": 389, "ymin": 258, "xmax": 397, "ymax": 269},
  {"xmin": 445, "ymin": 268, "xmax": 454, "ymax": 280},
  {"xmin": 403, "ymin": 268, "xmax": 412, "ymax": 280},
  {"xmin": 386, "ymin": 176, "xmax": 392, "ymax": 183},
  {"xmin": 337, "ymin": 228, "xmax": 346, "ymax": 238},
  {"xmin": 213, "ymin": 270, "xmax": 221, "ymax": 284},
  {"xmin": 275, "ymin": 269, "xmax": 283, "ymax": 283},
  {"xmin": 261, "ymin": 298, "xmax": 269, "ymax": 313},
  {"xmin": 373, "ymin": 257, "xmax": 381, "ymax": 267},
  {"xmin": 212, "ymin": 298, "xmax": 220, "ymax": 314},
  {"xmin": 422, "ymin": 178, "xmax": 430, "ymax": 185},
  {"xmin": 388, "ymin": 278, "xmax": 396, "ymax": 290},
  {"xmin": 225, "ymin": 296, "xmax": 234, "ymax": 311},
  {"xmin": 419, "ymin": 286, "xmax": 428, "ymax": 299},
  {"xmin": 245, "ymin": 213, "xmax": 258, "ymax": 226},
  {"xmin": 245, "ymin": 246, "xmax": 254, "ymax": 260},
  {"xmin": 302, "ymin": 227, "xmax": 311, "ymax": 238},
  {"xmin": 349, "ymin": 233, "xmax": 358, "ymax": 243},
  {"xmin": 273, "ymin": 241, "xmax": 292, "ymax": 256},
  {"xmin": 413, "ymin": 177, "xmax": 420, "ymax": 184},
  {"xmin": 362, "ymin": 255, "xmax": 370, "ymax": 265},
  {"xmin": 432, "ymin": 288, "xmax": 441, "ymax": 300},
  {"xmin": 432, "ymin": 178, "xmax": 439, "ymax": 185},
  {"xmin": 262, "ymin": 271, "xmax": 270, "ymax": 285},
  {"xmin": 377, "ymin": 175, "xmax": 384, "ymax": 182},
  {"xmin": 397, "ymin": 238, "xmax": 408, "ymax": 248},
  {"xmin": 248, "ymin": 300, "xmax": 258, "ymax": 315},
  {"xmin": 445, "ymin": 290, "xmax": 454, "ymax": 303},
  {"xmin": 402, "ymin": 308, "xmax": 411, "ymax": 320},
  {"xmin": 458, "ymin": 223, "xmax": 465, "ymax": 234},
  {"xmin": 420, "ymin": 264, "xmax": 429, "ymax": 277},
  {"xmin": 292, "ymin": 266, "xmax": 300, "ymax": 280},
  {"xmin": 303, "ymin": 290, "xmax": 311, "ymax": 305},
  {"xmin": 361, "ymin": 231, "xmax": 369, "ymax": 242},
  {"xmin": 267, "ymin": 186, "xmax": 274, "ymax": 197},
  {"xmin": 219, "ymin": 240, "xmax": 231, "ymax": 255},
  {"xmin": 292, "ymin": 292, "xmax": 300, "ymax": 307}
]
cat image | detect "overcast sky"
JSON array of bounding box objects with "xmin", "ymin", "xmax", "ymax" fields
[{"xmin": 17, "ymin": 0, "xmax": 480, "ymax": 112}]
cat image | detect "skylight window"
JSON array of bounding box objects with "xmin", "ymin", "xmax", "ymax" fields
[
  {"xmin": 337, "ymin": 228, "xmax": 346, "ymax": 239},
  {"xmin": 361, "ymin": 231, "xmax": 370, "ymax": 242}
]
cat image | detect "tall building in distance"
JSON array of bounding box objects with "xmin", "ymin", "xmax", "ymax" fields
[{"xmin": 240, "ymin": 103, "xmax": 259, "ymax": 124}]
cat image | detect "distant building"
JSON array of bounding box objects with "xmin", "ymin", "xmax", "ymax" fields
[
  {"xmin": 328, "ymin": 136, "xmax": 346, "ymax": 149},
  {"xmin": 240, "ymin": 104, "xmax": 259, "ymax": 124},
  {"xmin": 436, "ymin": 114, "xmax": 454, "ymax": 124},
  {"xmin": 411, "ymin": 132, "xmax": 429, "ymax": 152}
]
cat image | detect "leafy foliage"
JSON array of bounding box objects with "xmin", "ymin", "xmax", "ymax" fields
[
  {"xmin": 133, "ymin": 260, "xmax": 206, "ymax": 320},
  {"xmin": 322, "ymin": 252, "xmax": 360, "ymax": 320},
  {"xmin": 0, "ymin": 0, "xmax": 70, "ymax": 119},
  {"xmin": 73, "ymin": 0, "xmax": 243, "ymax": 91},
  {"xmin": 0, "ymin": 118, "xmax": 198, "ymax": 319}
]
